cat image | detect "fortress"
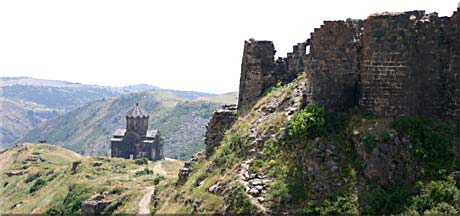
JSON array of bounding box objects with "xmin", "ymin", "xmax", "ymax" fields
[{"xmin": 238, "ymin": 6, "xmax": 460, "ymax": 119}]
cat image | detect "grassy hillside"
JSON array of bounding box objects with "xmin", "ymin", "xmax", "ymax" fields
[
  {"xmin": 17, "ymin": 90, "xmax": 228, "ymax": 160},
  {"xmin": 0, "ymin": 143, "xmax": 183, "ymax": 214},
  {"xmin": 0, "ymin": 98, "xmax": 62, "ymax": 148},
  {"xmin": 1, "ymin": 77, "xmax": 224, "ymax": 149},
  {"xmin": 155, "ymin": 73, "xmax": 460, "ymax": 215}
]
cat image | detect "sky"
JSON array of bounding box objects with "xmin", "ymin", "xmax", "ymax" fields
[{"xmin": 0, "ymin": 0, "xmax": 458, "ymax": 94}]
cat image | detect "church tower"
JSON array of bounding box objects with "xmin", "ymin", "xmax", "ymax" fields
[{"xmin": 125, "ymin": 103, "xmax": 149, "ymax": 135}]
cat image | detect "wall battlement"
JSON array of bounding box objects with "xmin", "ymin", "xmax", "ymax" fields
[{"xmin": 238, "ymin": 6, "xmax": 460, "ymax": 118}]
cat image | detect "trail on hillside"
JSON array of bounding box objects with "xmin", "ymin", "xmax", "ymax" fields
[
  {"xmin": 153, "ymin": 161, "xmax": 166, "ymax": 176},
  {"xmin": 138, "ymin": 186, "xmax": 155, "ymax": 215}
]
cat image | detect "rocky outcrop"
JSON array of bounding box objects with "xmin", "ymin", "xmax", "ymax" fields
[
  {"xmin": 204, "ymin": 104, "xmax": 237, "ymax": 157},
  {"xmin": 70, "ymin": 161, "xmax": 81, "ymax": 175},
  {"xmin": 177, "ymin": 155, "xmax": 198, "ymax": 185},
  {"xmin": 81, "ymin": 193, "xmax": 112, "ymax": 216}
]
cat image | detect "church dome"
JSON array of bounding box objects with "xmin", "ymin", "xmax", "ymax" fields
[{"xmin": 126, "ymin": 103, "xmax": 149, "ymax": 118}]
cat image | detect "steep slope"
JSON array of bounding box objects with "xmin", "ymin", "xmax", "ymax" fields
[
  {"xmin": 0, "ymin": 98, "xmax": 61, "ymax": 147},
  {"xmin": 155, "ymin": 73, "xmax": 460, "ymax": 215},
  {"xmin": 16, "ymin": 90, "xmax": 227, "ymax": 160},
  {"xmin": 0, "ymin": 143, "xmax": 183, "ymax": 214}
]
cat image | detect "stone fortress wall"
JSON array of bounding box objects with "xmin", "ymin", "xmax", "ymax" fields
[{"xmin": 238, "ymin": 6, "xmax": 460, "ymax": 119}]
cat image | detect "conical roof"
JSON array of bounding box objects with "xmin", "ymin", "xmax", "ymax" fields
[{"xmin": 126, "ymin": 103, "xmax": 149, "ymax": 118}]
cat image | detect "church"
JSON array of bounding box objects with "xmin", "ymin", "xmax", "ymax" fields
[{"xmin": 110, "ymin": 103, "xmax": 164, "ymax": 161}]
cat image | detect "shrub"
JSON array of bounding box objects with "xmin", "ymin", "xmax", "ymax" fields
[
  {"xmin": 392, "ymin": 117, "xmax": 456, "ymax": 179},
  {"xmin": 424, "ymin": 202, "xmax": 458, "ymax": 215},
  {"xmin": 111, "ymin": 187, "xmax": 125, "ymax": 195},
  {"xmin": 288, "ymin": 104, "xmax": 326, "ymax": 139},
  {"xmin": 360, "ymin": 134, "xmax": 377, "ymax": 151},
  {"xmin": 322, "ymin": 193, "xmax": 359, "ymax": 215},
  {"xmin": 224, "ymin": 187, "xmax": 259, "ymax": 215},
  {"xmin": 270, "ymin": 180, "xmax": 289, "ymax": 202},
  {"xmin": 135, "ymin": 168, "xmax": 153, "ymax": 176},
  {"xmin": 303, "ymin": 201, "xmax": 320, "ymax": 215},
  {"xmin": 154, "ymin": 176, "xmax": 166, "ymax": 185},
  {"xmin": 134, "ymin": 157, "xmax": 148, "ymax": 165},
  {"xmin": 379, "ymin": 131, "xmax": 392, "ymax": 143},
  {"xmin": 30, "ymin": 179, "xmax": 46, "ymax": 193},
  {"xmin": 248, "ymin": 159, "xmax": 266, "ymax": 174},
  {"xmin": 363, "ymin": 184, "xmax": 412, "ymax": 214},
  {"xmin": 408, "ymin": 177, "xmax": 460, "ymax": 214},
  {"xmin": 45, "ymin": 184, "xmax": 95, "ymax": 215}
]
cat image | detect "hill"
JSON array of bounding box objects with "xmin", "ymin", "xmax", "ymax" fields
[
  {"xmin": 0, "ymin": 143, "xmax": 183, "ymax": 214},
  {"xmin": 0, "ymin": 98, "xmax": 62, "ymax": 148},
  {"xmin": 194, "ymin": 92, "xmax": 238, "ymax": 104},
  {"xmin": 1, "ymin": 77, "xmax": 223, "ymax": 149},
  {"xmin": 154, "ymin": 72, "xmax": 460, "ymax": 215},
  {"xmin": 16, "ymin": 90, "xmax": 232, "ymax": 160}
]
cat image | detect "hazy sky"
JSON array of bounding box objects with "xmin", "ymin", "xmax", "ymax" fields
[{"xmin": 0, "ymin": 0, "xmax": 458, "ymax": 93}]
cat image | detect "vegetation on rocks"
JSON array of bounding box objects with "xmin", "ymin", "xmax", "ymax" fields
[{"xmin": 153, "ymin": 72, "xmax": 460, "ymax": 215}]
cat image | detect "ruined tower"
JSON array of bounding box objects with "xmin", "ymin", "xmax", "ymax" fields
[{"xmin": 111, "ymin": 103, "xmax": 164, "ymax": 161}]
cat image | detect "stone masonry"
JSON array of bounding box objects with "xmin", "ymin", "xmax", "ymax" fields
[
  {"xmin": 237, "ymin": 6, "xmax": 460, "ymax": 119},
  {"xmin": 111, "ymin": 103, "xmax": 164, "ymax": 161},
  {"xmin": 204, "ymin": 104, "xmax": 238, "ymax": 157}
]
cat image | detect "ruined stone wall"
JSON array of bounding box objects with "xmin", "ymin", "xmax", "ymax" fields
[
  {"xmin": 359, "ymin": 12, "xmax": 420, "ymax": 116},
  {"xmin": 238, "ymin": 39, "xmax": 310, "ymax": 115},
  {"xmin": 308, "ymin": 20, "xmax": 363, "ymax": 111},
  {"xmin": 238, "ymin": 7, "xmax": 460, "ymax": 119},
  {"xmin": 205, "ymin": 104, "xmax": 237, "ymax": 156},
  {"xmin": 447, "ymin": 8, "xmax": 460, "ymax": 119},
  {"xmin": 238, "ymin": 40, "xmax": 276, "ymax": 115},
  {"xmin": 359, "ymin": 11, "xmax": 455, "ymax": 117}
]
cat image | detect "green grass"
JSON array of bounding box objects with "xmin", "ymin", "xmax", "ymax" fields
[{"xmin": 0, "ymin": 143, "xmax": 183, "ymax": 214}]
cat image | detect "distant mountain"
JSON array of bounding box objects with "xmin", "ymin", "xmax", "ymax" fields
[
  {"xmin": 193, "ymin": 91, "xmax": 238, "ymax": 104},
  {"xmin": 0, "ymin": 76, "xmax": 225, "ymax": 149},
  {"xmin": 1, "ymin": 77, "xmax": 217, "ymax": 110},
  {"xmin": 16, "ymin": 90, "xmax": 235, "ymax": 160},
  {"xmin": 0, "ymin": 98, "xmax": 62, "ymax": 147}
]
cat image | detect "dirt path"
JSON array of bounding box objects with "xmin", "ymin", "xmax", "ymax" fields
[
  {"xmin": 153, "ymin": 161, "xmax": 166, "ymax": 176},
  {"xmin": 138, "ymin": 186, "xmax": 155, "ymax": 215}
]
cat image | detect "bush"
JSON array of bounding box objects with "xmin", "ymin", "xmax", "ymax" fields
[
  {"xmin": 134, "ymin": 157, "xmax": 148, "ymax": 165},
  {"xmin": 408, "ymin": 178, "xmax": 460, "ymax": 214},
  {"xmin": 154, "ymin": 176, "xmax": 166, "ymax": 185},
  {"xmin": 135, "ymin": 168, "xmax": 153, "ymax": 176},
  {"xmin": 363, "ymin": 184, "xmax": 412, "ymax": 214},
  {"xmin": 424, "ymin": 202, "xmax": 458, "ymax": 215},
  {"xmin": 270, "ymin": 180, "xmax": 289, "ymax": 202},
  {"xmin": 45, "ymin": 184, "xmax": 95, "ymax": 215},
  {"xmin": 288, "ymin": 104, "xmax": 326, "ymax": 139},
  {"xmin": 360, "ymin": 134, "xmax": 377, "ymax": 151},
  {"xmin": 303, "ymin": 201, "xmax": 320, "ymax": 215},
  {"xmin": 29, "ymin": 178, "xmax": 46, "ymax": 193},
  {"xmin": 322, "ymin": 193, "xmax": 359, "ymax": 215},
  {"xmin": 392, "ymin": 117, "xmax": 456, "ymax": 179},
  {"xmin": 302, "ymin": 194, "xmax": 358, "ymax": 215},
  {"xmin": 379, "ymin": 131, "xmax": 392, "ymax": 143},
  {"xmin": 224, "ymin": 187, "xmax": 259, "ymax": 215}
]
